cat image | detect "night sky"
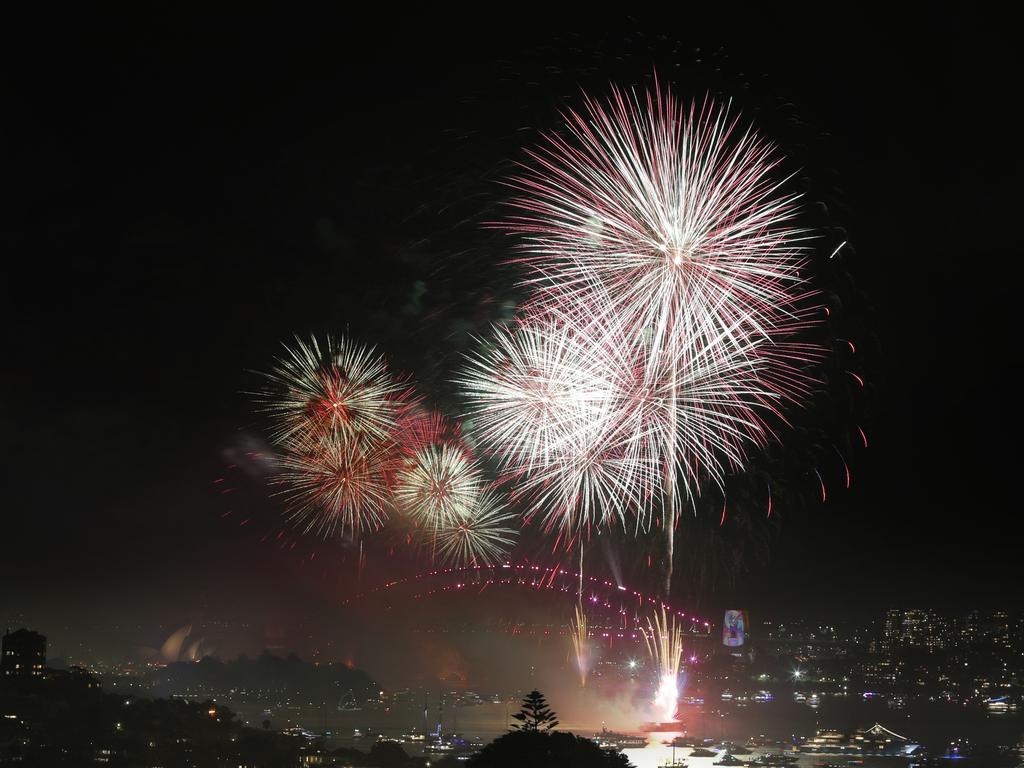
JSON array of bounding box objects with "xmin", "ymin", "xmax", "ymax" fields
[{"xmin": 3, "ymin": 10, "xmax": 1019, "ymax": 653}]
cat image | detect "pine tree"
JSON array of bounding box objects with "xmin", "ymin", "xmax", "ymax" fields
[{"xmin": 510, "ymin": 690, "xmax": 559, "ymax": 732}]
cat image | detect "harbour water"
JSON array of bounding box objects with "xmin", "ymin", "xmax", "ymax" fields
[{"xmin": 224, "ymin": 694, "xmax": 1023, "ymax": 764}]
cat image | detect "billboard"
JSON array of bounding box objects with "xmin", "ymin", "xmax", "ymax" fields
[{"xmin": 722, "ymin": 609, "xmax": 748, "ymax": 647}]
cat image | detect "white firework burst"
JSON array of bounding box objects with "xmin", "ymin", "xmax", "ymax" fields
[
  {"xmin": 393, "ymin": 442, "xmax": 484, "ymax": 530},
  {"xmin": 276, "ymin": 432, "xmax": 393, "ymax": 538},
  {"xmin": 255, "ymin": 334, "xmax": 408, "ymax": 449},
  {"xmin": 430, "ymin": 490, "xmax": 517, "ymax": 566}
]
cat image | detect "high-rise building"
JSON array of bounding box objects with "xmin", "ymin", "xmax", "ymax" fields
[
  {"xmin": 884, "ymin": 609, "xmax": 943, "ymax": 651},
  {"xmin": 964, "ymin": 609, "xmax": 1014, "ymax": 649},
  {"xmin": 2, "ymin": 628, "xmax": 46, "ymax": 677}
]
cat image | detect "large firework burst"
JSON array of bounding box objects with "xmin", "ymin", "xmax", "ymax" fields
[
  {"xmin": 461, "ymin": 83, "xmax": 823, "ymax": 589},
  {"xmin": 509, "ymin": 85, "xmax": 810, "ymax": 364},
  {"xmin": 460, "ymin": 314, "xmax": 659, "ymax": 539}
]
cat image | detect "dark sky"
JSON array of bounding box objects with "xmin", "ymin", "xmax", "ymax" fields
[{"xmin": 2, "ymin": 10, "xmax": 1019, "ymax": 652}]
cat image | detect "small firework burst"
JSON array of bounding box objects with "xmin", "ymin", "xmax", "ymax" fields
[
  {"xmin": 253, "ymin": 334, "xmax": 422, "ymax": 542},
  {"xmin": 393, "ymin": 442, "xmax": 483, "ymax": 530},
  {"xmin": 276, "ymin": 432, "xmax": 394, "ymax": 538},
  {"xmin": 255, "ymin": 335, "xmax": 411, "ymax": 448},
  {"xmin": 429, "ymin": 491, "xmax": 517, "ymax": 566}
]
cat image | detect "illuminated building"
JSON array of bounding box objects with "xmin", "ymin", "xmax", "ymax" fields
[
  {"xmin": 2, "ymin": 628, "xmax": 46, "ymax": 677},
  {"xmin": 883, "ymin": 609, "xmax": 942, "ymax": 651},
  {"xmin": 722, "ymin": 610, "xmax": 748, "ymax": 648},
  {"xmin": 964, "ymin": 609, "xmax": 1014, "ymax": 649}
]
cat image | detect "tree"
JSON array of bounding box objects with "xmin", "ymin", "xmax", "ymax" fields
[
  {"xmin": 510, "ymin": 690, "xmax": 559, "ymax": 732},
  {"xmin": 368, "ymin": 740, "xmax": 412, "ymax": 768},
  {"xmin": 468, "ymin": 730, "xmax": 631, "ymax": 768}
]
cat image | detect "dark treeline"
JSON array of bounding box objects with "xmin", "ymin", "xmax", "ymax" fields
[{"xmin": 143, "ymin": 652, "xmax": 377, "ymax": 702}]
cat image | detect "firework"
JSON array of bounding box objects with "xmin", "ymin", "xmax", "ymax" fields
[
  {"xmin": 276, "ymin": 432, "xmax": 394, "ymax": 538},
  {"xmin": 460, "ymin": 313, "xmax": 662, "ymax": 539},
  {"xmin": 569, "ymin": 602, "xmax": 589, "ymax": 687},
  {"xmin": 642, "ymin": 606, "xmax": 685, "ymax": 722},
  {"xmin": 429, "ymin": 490, "xmax": 517, "ymax": 566},
  {"xmin": 508, "ymin": 86, "xmax": 809, "ymax": 366},
  {"xmin": 396, "ymin": 410, "xmax": 464, "ymax": 456},
  {"xmin": 393, "ymin": 442, "xmax": 483, "ymax": 530},
  {"xmin": 460, "ymin": 300, "xmax": 816, "ymax": 542},
  {"xmin": 254, "ymin": 334, "xmax": 416, "ymax": 540},
  {"xmin": 462, "ymin": 84, "xmax": 822, "ymax": 589},
  {"xmin": 255, "ymin": 335, "xmax": 410, "ymax": 449}
]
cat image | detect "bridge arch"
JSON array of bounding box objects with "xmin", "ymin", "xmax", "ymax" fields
[{"xmin": 342, "ymin": 562, "xmax": 713, "ymax": 641}]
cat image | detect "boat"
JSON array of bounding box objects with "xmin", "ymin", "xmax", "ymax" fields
[
  {"xmin": 594, "ymin": 728, "xmax": 648, "ymax": 750},
  {"xmin": 423, "ymin": 741, "xmax": 454, "ymax": 756},
  {"xmin": 853, "ymin": 724, "xmax": 919, "ymax": 757},
  {"xmin": 756, "ymin": 754, "xmax": 799, "ymax": 765},
  {"xmin": 715, "ymin": 754, "xmax": 746, "ymax": 766},
  {"xmin": 748, "ymin": 736, "xmax": 785, "ymax": 748},
  {"xmin": 796, "ymin": 731, "xmax": 854, "ymax": 755},
  {"xmin": 721, "ymin": 743, "xmax": 752, "ymax": 755},
  {"xmin": 794, "ymin": 725, "xmax": 918, "ymax": 758},
  {"xmin": 985, "ymin": 696, "xmax": 1016, "ymax": 714},
  {"xmin": 692, "ymin": 748, "xmax": 719, "ymax": 757},
  {"xmin": 423, "ymin": 734, "xmax": 479, "ymax": 757}
]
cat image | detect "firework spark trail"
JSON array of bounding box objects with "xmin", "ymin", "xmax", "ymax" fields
[
  {"xmin": 569, "ymin": 602, "xmax": 589, "ymax": 687},
  {"xmin": 642, "ymin": 605, "xmax": 685, "ymax": 722},
  {"xmin": 461, "ymin": 83, "xmax": 824, "ymax": 593}
]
